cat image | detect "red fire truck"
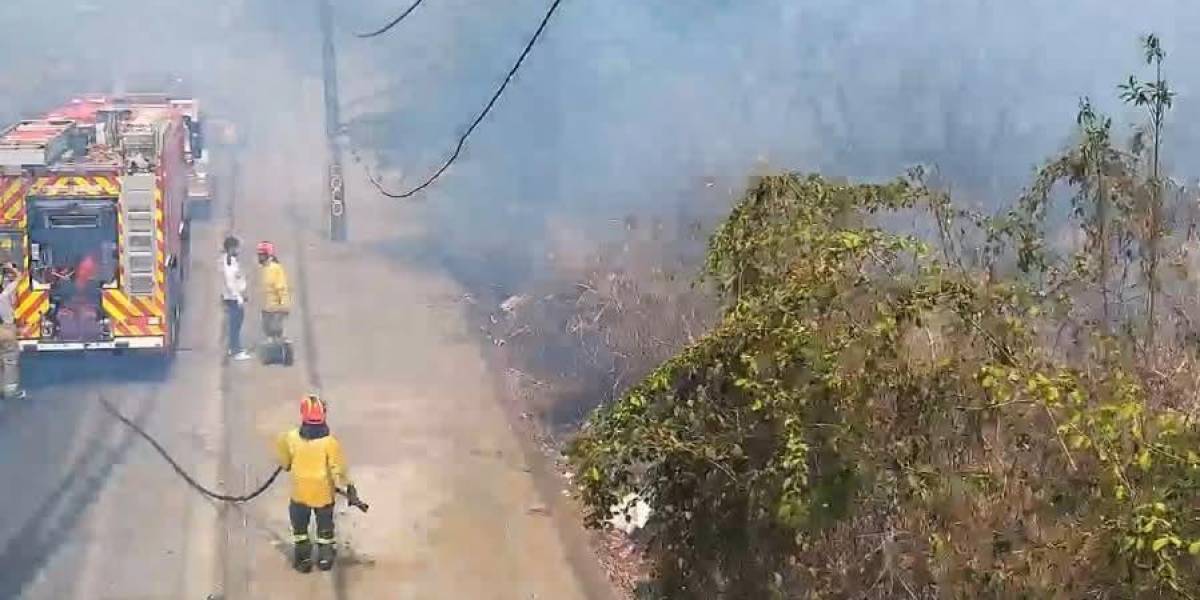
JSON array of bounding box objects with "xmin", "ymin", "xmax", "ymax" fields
[{"xmin": 0, "ymin": 94, "xmax": 202, "ymax": 352}]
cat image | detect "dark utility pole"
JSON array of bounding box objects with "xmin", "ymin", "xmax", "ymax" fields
[{"xmin": 318, "ymin": 0, "xmax": 346, "ymax": 241}]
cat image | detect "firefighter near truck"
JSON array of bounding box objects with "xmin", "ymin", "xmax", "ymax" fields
[{"xmin": 0, "ymin": 94, "xmax": 203, "ymax": 353}]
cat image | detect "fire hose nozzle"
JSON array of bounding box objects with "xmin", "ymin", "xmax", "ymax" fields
[{"xmin": 338, "ymin": 487, "xmax": 369, "ymax": 513}]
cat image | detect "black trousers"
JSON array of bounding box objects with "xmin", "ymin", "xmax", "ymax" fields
[
  {"xmin": 223, "ymin": 300, "xmax": 245, "ymax": 353},
  {"xmin": 289, "ymin": 501, "xmax": 335, "ymax": 545}
]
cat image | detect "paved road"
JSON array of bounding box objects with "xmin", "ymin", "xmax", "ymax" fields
[
  {"xmin": 213, "ymin": 46, "xmax": 615, "ymax": 599},
  {"xmin": 0, "ymin": 196, "xmax": 226, "ymax": 599},
  {"xmin": 0, "ymin": 6, "xmax": 616, "ymax": 600}
]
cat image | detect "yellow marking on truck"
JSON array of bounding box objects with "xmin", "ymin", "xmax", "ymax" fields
[
  {"xmin": 14, "ymin": 287, "xmax": 44, "ymax": 318},
  {"xmin": 95, "ymin": 176, "xmax": 120, "ymax": 195},
  {"xmin": 102, "ymin": 290, "xmax": 142, "ymax": 321},
  {"xmin": 155, "ymin": 187, "xmax": 166, "ymax": 285},
  {"xmin": 0, "ymin": 179, "xmax": 22, "ymax": 205}
]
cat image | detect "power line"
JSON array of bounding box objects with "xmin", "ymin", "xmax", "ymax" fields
[
  {"xmin": 366, "ymin": 0, "xmax": 565, "ymax": 199},
  {"xmin": 356, "ymin": 0, "xmax": 429, "ymax": 38}
]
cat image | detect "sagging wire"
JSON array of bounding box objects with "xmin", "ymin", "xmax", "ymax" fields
[
  {"xmin": 356, "ymin": 0, "xmax": 429, "ymax": 38},
  {"xmin": 365, "ymin": 0, "xmax": 566, "ymax": 199}
]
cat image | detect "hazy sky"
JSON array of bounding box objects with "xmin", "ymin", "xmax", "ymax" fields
[
  {"xmin": 332, "ymin": 0, "xmax": 1200, "ymax": 282},
  {"xmin": 3, "ymin": 0, "xmax": 1200, "ymax": 286}
]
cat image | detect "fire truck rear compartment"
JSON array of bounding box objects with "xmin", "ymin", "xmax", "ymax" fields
[{"xmin": 28, "ymin": 197, "xmax": 119, "ymax": 342}]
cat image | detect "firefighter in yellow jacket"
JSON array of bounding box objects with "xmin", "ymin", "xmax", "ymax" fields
[
  {"xmin": 275, "ymin": 394, "xmax": 357, "ymax": 572},
  {"xmin": 255, "ymin": 240, "xmax": 290, "ymax": 343}
]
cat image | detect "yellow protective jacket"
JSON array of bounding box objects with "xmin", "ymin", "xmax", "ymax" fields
[
  {"xmin": 260, "ymin": 261, "xmax": 290, "ymax": 312},
  {"xmin": 274, "ymin": 427, "xmax": 350, "ymax": 507}
]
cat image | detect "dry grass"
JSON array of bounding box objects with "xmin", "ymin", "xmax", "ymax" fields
[
  {"xmin": 486, "ymin": 213, "xmax": 718, "ymax": 434},
  {"xmin": 476, "ymin": 210, "xmax": 721, "ymax": 595}
]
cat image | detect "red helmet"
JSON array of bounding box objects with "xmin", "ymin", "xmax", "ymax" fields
[
  {"xmin": 256, "ymin": 241, "xmax": 275, "ymax": 257},
  {"xmin": 300, "ymin": 394, "xmax": 326, "ymax": 424}
]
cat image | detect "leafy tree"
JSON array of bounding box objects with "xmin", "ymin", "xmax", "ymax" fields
[
  {"xmin": 1001, "ymin": 96, "xmax": 1140, "ymax": 351},
  {"xmin": 1120, "ymin": 34, "xmax": 1176, "ymax": 352},
  {"xmin": 570, "ymin": 34, "xmax": 1200, "ymax": 599}
]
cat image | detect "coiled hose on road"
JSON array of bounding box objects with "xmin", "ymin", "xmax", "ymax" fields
[{"xmin": 98, "ymin": 395, "xmax": 282, "ymax": 502}]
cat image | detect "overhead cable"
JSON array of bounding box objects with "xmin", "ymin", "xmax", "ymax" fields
[
  {"xmin": 356, "ymin": 0, "xmax": 429, "ymax": 38},
  {"xmin": 366, "ymin": 0, "xmax": 565, "ymax": 199}
]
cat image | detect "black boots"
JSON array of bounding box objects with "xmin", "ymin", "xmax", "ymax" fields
[
  {"xmin": 297, "ymin": 541, "xmax": 334, "ymax": 572},
  {"xmin": 317, "ymin": 544, "xmax": 336, "ymax": 571},
  {"xmin": 293, "ymin": 541, "xmax": 313, "ymax": 573}
]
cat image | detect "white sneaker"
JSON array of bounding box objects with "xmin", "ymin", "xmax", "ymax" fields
[{"xmin": 231, "ymin": 350, "xmax": 253, "ymax": 361}]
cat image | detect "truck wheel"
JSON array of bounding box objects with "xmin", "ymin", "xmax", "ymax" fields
[
  {"xmin": 168, "ymin": 302, "xmax": 182, "ymax": 353},
  {"xmin": 178, "ymin": 218, "xmax": 192, "ymax": 281}
]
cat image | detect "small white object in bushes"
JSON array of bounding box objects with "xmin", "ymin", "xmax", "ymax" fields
[
  {"xmin": 608, "ymin": 492, "xmax": 653, "ymax": 535},
  {"xmin": 500, "ymin": 295, "xmax": 529, "ymax": 313}
]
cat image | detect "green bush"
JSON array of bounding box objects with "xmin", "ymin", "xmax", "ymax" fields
[
  {"xmin": 570, "ymin": 34, "xmax": 1200, "ymax": 600},
  {"xmin": 570, "ymin": 169, "xmax": 1200, "ymax": 598}
]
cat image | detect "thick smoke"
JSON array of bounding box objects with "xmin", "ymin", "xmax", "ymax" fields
[
  {"xmin": 332, "ymin": 0, "xmax": 1200, "ymax": 290},
  {"xmin": 3, "ymin": 0, "xmax": 1200, "ymax": 289}
]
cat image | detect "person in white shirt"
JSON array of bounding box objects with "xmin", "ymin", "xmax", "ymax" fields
[{"xmin": 222, "ymin": 236, "xmax": 252, "ymax": 360}]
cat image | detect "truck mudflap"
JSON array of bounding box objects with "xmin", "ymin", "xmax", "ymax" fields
[{"xmin": 19, "ymin": 336, "xmax": 165, "ymax": 351}]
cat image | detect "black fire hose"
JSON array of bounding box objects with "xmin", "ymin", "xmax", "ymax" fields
[
  {"xmin": 100, "ymin": 395, "xmax": 369, "ymax": 511},
  {"xmin": 99, "ymin": 395, "xmax": 282, "ymax": 502}
]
